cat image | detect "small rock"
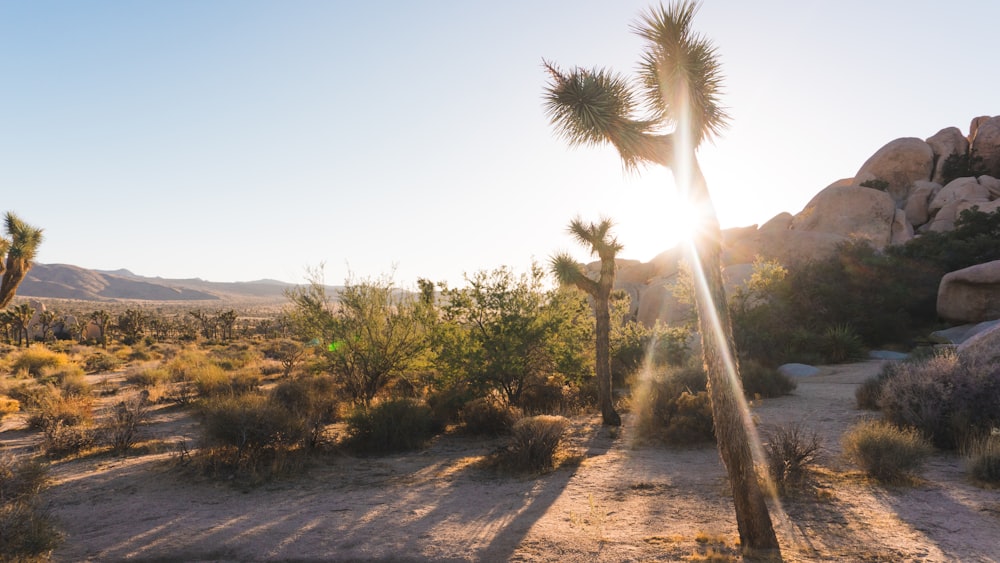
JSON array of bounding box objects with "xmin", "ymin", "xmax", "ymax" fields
[{"xmin": 778, "ymin": 363, "xmax": 820, "ymax": 378}]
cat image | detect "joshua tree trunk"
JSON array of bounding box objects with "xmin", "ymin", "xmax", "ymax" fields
[
  {"xmin": 594, "ymin": 290, "xmax": 620, "ymax": 426},
  {"xmin": 682, "ymin": 158, "xmax": 779, "ymax": 553}
]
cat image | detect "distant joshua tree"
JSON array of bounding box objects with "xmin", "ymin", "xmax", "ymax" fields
[
  {"xmin": 550, "ymin": 217, "xmax": 623, "ymax": 426},
  {"xmin": 0, "ymin": 212, "xmax": 44, "ymax": 309}
]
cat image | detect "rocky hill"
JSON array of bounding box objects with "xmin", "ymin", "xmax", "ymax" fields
[
  {"xmin": 17, "ymin": 263, "xmax": 296, "ymax": 302},
  {"xmin": 598, "ymin": 114, "xmax": 1000, "ymax": 327}
]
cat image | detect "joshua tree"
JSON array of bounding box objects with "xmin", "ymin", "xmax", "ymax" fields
[
  {"xmin": 90, "ymin": 309, "xmax": 112, "ymax": 349},
  {"xmin": 543, "ymin": 1, "xmax": 779, "ymax": 553},
  {"xmin": 0, "ymin": 212, "xmax": 44, "ymax": 309},
  {"xmin": 9, "ymin": 303, "xmax": 34, "ymax": 347},
  {"xmin": 38, "ymin": 309, "xmax": 59, "ymax": 343},
  {"xmin": 550, "ymin": 217, "xmax": 623, "ymax": 426}
]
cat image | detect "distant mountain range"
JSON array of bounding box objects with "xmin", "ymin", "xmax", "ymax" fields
[{"xmin": 17, "ymin": 263, "xmax": 304, "ymax": 302}]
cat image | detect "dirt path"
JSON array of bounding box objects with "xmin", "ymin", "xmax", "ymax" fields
[{"xmin": 11, "ymin": 361, "xmax": 1000, "ymax": 561}]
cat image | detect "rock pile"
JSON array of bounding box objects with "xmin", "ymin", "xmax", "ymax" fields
[{"xmin": 608, "ymin": 115, "xmax": 1000, "ymax": 327}]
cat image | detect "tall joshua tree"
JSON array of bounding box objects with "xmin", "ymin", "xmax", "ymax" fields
[
  {"xmin": 543, "ymin": 1, "xmax": 779, "ymax": 553},
  {"xmin": 550, "ymin": 217, "xmax": 623, "ymax": 426},
  {"xmin": 0, "ymin": 212, "xmax": 44, "ymax": 309}
]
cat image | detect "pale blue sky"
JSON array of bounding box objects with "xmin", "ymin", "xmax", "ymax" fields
[{"xmin": 2, "ymin": 1, "xmax": 997, "ymax": 287}]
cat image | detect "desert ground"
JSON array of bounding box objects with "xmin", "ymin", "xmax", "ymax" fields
[{"xmin": 3, "ymin": 360, "xmax": 1000, "ymax": 562}]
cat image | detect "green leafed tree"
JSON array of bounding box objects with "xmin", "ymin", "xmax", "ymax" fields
[
  {"xmin": 437, "ymin": 264, "xmax": 593, "ymax": 407},
  {"xmin": 287, "ymin": 271, "xmax": 433, "ymax": 406},
  {"xmin": 0, "ymin": 212, "xmax": 44, "ymax": 309},
  {"xmin": 550, "ymin": 217, "xmax": 623, "ymax": 426},
  {"xmin": 542, "ymin": 1, "xmax": 778, "ymax": 553}
]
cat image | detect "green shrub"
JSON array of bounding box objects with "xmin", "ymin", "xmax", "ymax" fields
[
  {"xmin": 819, "ymin": 324, "xmax": 865, "ymax": 363},
  {"xmin": 633, "ymin": 366, "xmax": 714, "ymax": 445},
  {"xmin": 497, "ymin": 415, "xmax": 568, "ymax": 473},
  {"xmin": 460, "ymin": 397, "xmax": 519, "ymax": 436},
  {"xmin": 10, "ymin": 345, "xmax": 68, "ymax": 377},
  {"xmin": 125, "ymin": 364, "xmax": 171, "ymax": 388},
  {"xmin": 763, "ymin": 423, "xmax": 822, "ymax": 492},
  {"xmin": 842, "ymin": 419, "xmax": 932, "ymax": 482},
  {"xmin": 0, "ymin": 454, "xmax": 61, "ymax": 560},
  {"xmin": 270, "ymin": 376, "xmax": 339, "ymax": 448},
  {"xmin": 966, "ymin": 434, "xmax": 1000, "ymax": 485},
  {"xmin": 198, "ymin": 393, "xmax": 307, "ymax": 478},
  {"xmin": 741, "ymin": 359, "xmax": 796, "ymax": 398},
  {"xmin": 192, "ymin": 366, "xmax": 261, "ymax": 398},
  {"xmin": 879, "ymin": 352, "xmax": 1000, "ymax": 449},
  {"xmin": 83, "ymin": 350, "xmax": 122, "ymax": 374},
  {"xmin": 345, "ymin": 399, "xmax": 437, "ymax": 453},
  {"xmin": 425, "ymin": 384, "xmax": 477, "ymax": 425},
  {"xmin": 519, "ymin": 380, "xmax": 566, "ymax": 415}
]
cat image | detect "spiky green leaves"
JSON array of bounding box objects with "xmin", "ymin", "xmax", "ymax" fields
[
  {"xmin": 633, "ymin": 1, "xmax": 729, "ymax": 145},
  {"xmin": 567, "ymin": 217, "xmax": 623, "ymax": 261},
  {"xmin": 4, "ymin": 212, "xmax": 43, "ymax": 262}
]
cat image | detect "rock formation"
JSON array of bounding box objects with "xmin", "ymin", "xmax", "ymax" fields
[{"xmin": 610, "ymin": 115, "xmax": 1000, "ymax": 327}]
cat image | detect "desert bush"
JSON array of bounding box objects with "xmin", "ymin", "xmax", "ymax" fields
[
  {"xmin": 345, "ymin": 399, "xmax": 438, "ymax": 453},
  {"xmin": 10, "ymin": 345, "xmax": 69, "ymax": 377},
  {"xmin": 495, "ymin": 415, "xmax": 568, "ymax": 473},
  {"xmin": 209, "ymin": 344, "xmax": 260, "ymax": 371},
  {"xmin": 124, "ymin": 364, "xmax": 171, "ymax": 388},
  {"xmin": 26, "ymin": 386, "xmax": 93, "ymax": 430},
  {"xmin": 763, "ymin": 423, "xmax": 822, "ymax": 492},
  {"xmin": 966, "ymin": 434, "xmax": 1000, "ymax": 485},
  {"xmin": 192, "ymin": 366, "xmax": 261, "ymax": 398},
  {"xmin": 842, "ymin": 419, "xmax": 932, "ymax": 482},
  {"xmin": 856, "ymin": 360, "xmax": 904, "ymax": 410},
  {"xmin": 0, "ymin": 396, "xmax": 19, "ymax": 419},
  {"xmin": 41, "ymin": 420, "xmax": 96, "ymax": 457},
  {"xmin": 425, "ymin": 383, "xmax": 477, "ymax": 425},
  {"xmin": 164, "ymin": 349, "xmax": 215, "ymax": 382},
  {"xmin": 270, "ymin": 375, "xmax": 339, "ymax": 448},
  {"xmin": 460, "ymin": 397, "xmax": 520, "ymax": 436},
  {"xmin": 0, "ymin": 454, "xmax": 61, "ymax": 560},
  {"xmin": 519, "ymin": 379, "xmax": 567, "ymax": 415},
  {"xmin": 198, "ymin": 393, "xmax": 307, "ymax": 475},
  {"xmin": 633, "ymin": 366, "xmax": 713, "ymax": 445},
  {"xmin": 101, "ymin": 392, "xmax": 150, "ymax": 453},
  {"xmin": 819, "ymin": 324, "xmax": 865, "ymax": 363},
  {"xmin": 740, "ymin": 359, "xmax": 796, "ymax": 399},
  {"xmin": 83, "ymin": 350, "xmax": 122, "ymax": 374},
  {"xmin": 879, "ymin": 351, "xmax": 1000, "ymax": 449}
]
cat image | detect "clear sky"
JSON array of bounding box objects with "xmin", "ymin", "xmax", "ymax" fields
[{"xmin": 2, "ymin": 1, "xmax": 997, "ymax": 288}]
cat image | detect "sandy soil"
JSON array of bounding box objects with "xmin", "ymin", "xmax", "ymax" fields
[{"xmin": 4, "ymin": 360, "xmax": 1000, "ymax": 562}]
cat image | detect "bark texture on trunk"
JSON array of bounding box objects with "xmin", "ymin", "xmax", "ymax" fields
[
  {"xmin": 594, "ymin": 293, "xmax": 620, "ymax": 426},
  {"xmin": 684, "ymin": 160, "xmax": 779, "ymax": 554}
]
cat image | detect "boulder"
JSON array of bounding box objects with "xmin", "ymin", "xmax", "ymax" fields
[
  {"xmin": 928, "ymin": 177, "xmax": 990, "ymax": 213},
  {"xmin": 970, "ymin": 115, "xmax": 992, "ymax": 142},
  {"xmin": 931, "ymin": 319, "xmax": 1000, "ymax": 345},
  {"xmin": 956, "ymin": 199, "xmax": 1000, "ymax": 217},
  {"xmin": 778, "ymin": 363, "xmax": 820, "ymax": 378},
  {"xmin": 937, "ymin": 260, "xmax": 1000, "ymax": 323},
  {"xmin": 869, "ymin": 350, "xmax": 910, "ymax": 361},
  {"xmin": 926, "ymin": 127, "xmax": 970, "ymax": 184},
  {"xmin": 903, "ymin": 181, "xmax": 940, "ymax": 227},
  {"xmin": 979, "ymin": 175, "xmax": 1000, "ymax": 198},
  {"xmin": 789, "ymin": 185, "xmax": 896, "ymax": 249},
  {"xmin": 759, "ymin": 212, "xmax": 793, "ymax": 232},
  {"xmin": 890, "ymin": 208, "xmax": 914, "ymax": 245},
  {"xmin": 926, "ymin": 200, "xmax": 961, "ymax": 232},
  {"xmin": 721, "ymin": 225, "xmax": 762, "ymax": 266},
  {"xmin": 957, "ymin": 321, "xmax": 1000, "ymax": 366},
  {"xmin": 757, "ymin": 229, "xmax": 845, "ymax": 265},
  {"xmin": 971, "ymin": 116, "xmax": 1000, "ymax": 178},
  {"xmin": 854, "ymin": 137, "xmax": 934, "ymax": 202}
]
